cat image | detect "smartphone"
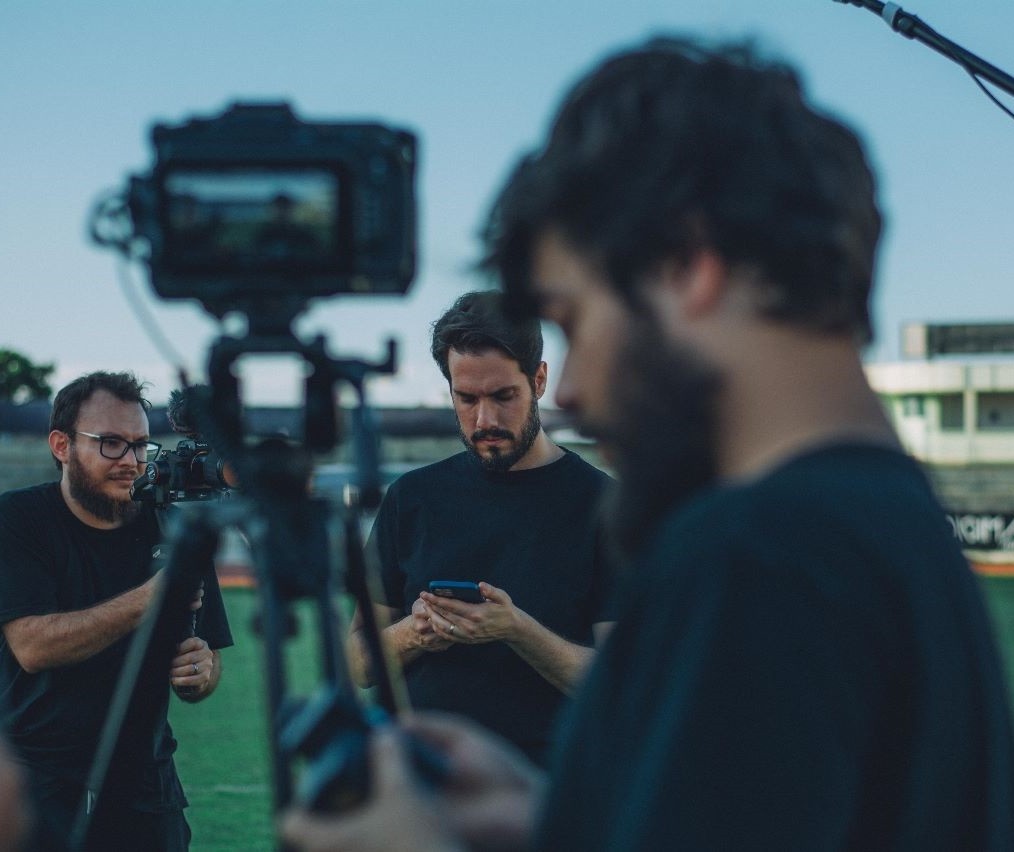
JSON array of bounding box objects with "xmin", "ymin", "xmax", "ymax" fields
[{"xmin": 428, "ymin": 580, "xmax": 485, "ymax": 604}]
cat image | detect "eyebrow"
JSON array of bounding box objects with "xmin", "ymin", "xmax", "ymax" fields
[
  {"xmin": 453, "ymin": 385, "xmax": 518, "ymax": 398},
  {"xmin": 84, "ymin": 431, "xmax": 151, "ymax": 442}
]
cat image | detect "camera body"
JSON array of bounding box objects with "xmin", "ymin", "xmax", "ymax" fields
[
  {"xmin": 133, "ymin": 437, "xmax": 233, "ymax": 508},
  {"xmin": 125, "ymin": 102, "xmax": 417, "ymax": 321}
]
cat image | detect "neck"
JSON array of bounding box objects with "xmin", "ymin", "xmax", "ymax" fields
[
  {"xmin": 510, "ymin": 429, "xmax": 565, "ymax": 471},
  {"xmin": 715, "ymin": 327, "xmax": 900, "ymax": 482}
]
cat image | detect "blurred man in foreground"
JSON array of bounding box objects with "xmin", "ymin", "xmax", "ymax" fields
[{"xmin": 284, "ymin": 36, "xmax": 1014, "ymax": 850}]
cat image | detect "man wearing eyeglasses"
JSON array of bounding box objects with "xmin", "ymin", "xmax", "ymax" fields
[{"xmin": 0, "ymin": 371, "xmax": 233, "ymax": 851}]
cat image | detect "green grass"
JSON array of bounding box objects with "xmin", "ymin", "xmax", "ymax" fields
[
  {"xmin": 980, "ymin": 576, "xmax": 1014, "ymax": 708},
  {"xmin": 171, "ymin": 589, "xmax": 327, "ymax": 852},
  {"xmin": 171, "ymin": 580, "xmax": 1014, "ymax": 851}
]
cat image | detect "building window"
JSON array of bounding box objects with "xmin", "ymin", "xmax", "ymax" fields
[
  {"xmin": 977, "ymin": 393, "xmax": 1014, "ymax": 431},
  {"xmin": 901, "ymin": 395, "xmax": 924, "ymax": 417},
  {"xmin": 939, "ymin": 394, "xmax": 964, "ymax": 431}
]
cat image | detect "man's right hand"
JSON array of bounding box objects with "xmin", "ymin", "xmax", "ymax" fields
[
  {"xmin": 281, "ymin": 712, "xmax": 543, "ymax": 852},
  {"xmin": 405, "ymin": 712, "xmax": 544, "ymax": 851},
  {"xmin": 404, "ymin": 598, "xmax": 454, "ymax": 652}
]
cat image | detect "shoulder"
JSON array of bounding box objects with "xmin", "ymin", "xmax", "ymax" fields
[
  {"xmin": 556, "ymin": 448, "xmax": 611, "ymax": 486},
  {"xmin": 672, "ymin": 444, "xmax": 928, "ymax": 535},
  {"xmin": 385, "ymin": 453, "xmax": 469, "ymax": 493},
  {"xmin": 0, "ymin": 481, "xmax": 62, "ymax": 521},
  {"xmin": 644, "ymin": 443, "xmax": 952, "ymax": 592},
  {"xmin": 375, "ymin": 454, "xmax": 469, "ymax": 516}
]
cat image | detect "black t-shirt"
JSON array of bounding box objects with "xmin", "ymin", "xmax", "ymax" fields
[
  {"xmin": 371, "ymin": 449, "xmax": 613, "ymax": 764},
  {"xmin": 0, "ymin": 482, "xmax": 233, "ymax": 810},
  {"xmin": 538, "ymin": 445, "xmax": 1014, "ymax": 850}
]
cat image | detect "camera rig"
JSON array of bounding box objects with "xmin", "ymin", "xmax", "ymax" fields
[
  {"xmin": 80, "ymin": 101, "xmax": 435, "ymax": 848},
  {"xmin": 131, "ymin": 387, "xmax": 236, "ymax": 508},
  {"xmin": 132, "ymin": 437, "xmax": 234, "ymax": 508}
]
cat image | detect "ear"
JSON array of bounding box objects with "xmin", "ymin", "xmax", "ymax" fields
[
  {"xmin": 670, "ymin": 250, "xmax": 726, "ymax": 318},
  {"xmin": 650, "ymin": 250, "xmax": 727, "ymax": 334},
  {"xmin": 533, "ymin": 361, "xmax": 548, "ymax": 399},
  {"xmin": 49, "ymin": 430, "xmax": 71, "ymax": 467}
]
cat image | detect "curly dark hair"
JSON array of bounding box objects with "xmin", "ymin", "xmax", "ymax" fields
[
  {"xmin": 49, "ymin": 371, "xmax": 151, "ymax": 470},
  {"xmin": 430, "ymin": 290, "xmax": 543, "ymax": 383},
  {"xmin": 483, "ymin": 36, "xmax": 882, "ymax": 343}
]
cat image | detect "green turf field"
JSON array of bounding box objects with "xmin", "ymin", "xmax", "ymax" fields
[
  {"xmin": 171, "ymin": 580, "xmax": 1014, "ymax": 851},
  {"xmin": 171, "ymin": 589, "xmax": 325, "ymax": 852}
]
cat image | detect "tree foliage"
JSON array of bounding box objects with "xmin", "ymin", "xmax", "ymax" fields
[{"xmin": 0, "ymin": 349, "xmax": 55, "ymax": 403}]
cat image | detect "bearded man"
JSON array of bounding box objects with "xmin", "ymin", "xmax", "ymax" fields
[
  {"xmin": 0, "ymin": 371, "xmax": 232, "ymax": 851},
  {"xmin": 348, "ymin": 290, "xmax": 614, "ymax": 766},
  {"xmin": 284, "ymin": 37, "xmax": 1014, "ymax": 852}
]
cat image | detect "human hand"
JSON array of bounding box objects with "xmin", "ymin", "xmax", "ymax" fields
[
  {"xmin": 170, "ymin": 636, "xmax": 213, "ymax": 692},
  {"xmin": 420, "ymin": 583, "xmax": 521, "ymax": 645},
  {"xmin": 404, "ymin": 711, "xmax": 543, "ymax": 852},
  {"xmin": 280, "ymin": 725, "xmax": 465, "ymax": 852},
  {"xmin": 0, "ymin": 736, "xmax": 29, "ymax": 851},
  {"xmin": 407, "ymin": 597, "xmax": 454, "ymax": 653},
  {"xmin": 189, "ymin": 580, "xmax": 205, "ymax": 612}
]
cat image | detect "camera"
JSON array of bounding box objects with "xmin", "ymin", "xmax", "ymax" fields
[
  {"xmin": 90, "ymin": 102, "xmax": 425, "ymax": 828},
  {"xmin": 114, "ymin": 101, "xmax": 417, "ymax": 324},
  {"xmin": 132, "ymin": 437, "xmax": 234, "ymax": 508}
]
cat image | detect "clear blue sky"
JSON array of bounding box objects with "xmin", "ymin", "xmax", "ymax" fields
[{"xmin": 3, "ymin": 0, "xmax": 1013, "ymax": 408}]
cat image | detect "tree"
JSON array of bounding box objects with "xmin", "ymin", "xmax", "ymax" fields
[{"xmin": 0, "ymin": 349, "xmax": 55, "ymax": 403}]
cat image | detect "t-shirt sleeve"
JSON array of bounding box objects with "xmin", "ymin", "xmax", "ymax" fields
[{"xmin": 0, "ymin": 490, "xmax": 61, "ymax": 625}]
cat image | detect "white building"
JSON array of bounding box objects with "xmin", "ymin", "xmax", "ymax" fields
[
  {"xmin": 866, "ymin": 359, "xmax": 1014, "ymax": 465},
  {"xmin": 865, "ymin": 324, "xmax": 1014, "ymax": 563}
]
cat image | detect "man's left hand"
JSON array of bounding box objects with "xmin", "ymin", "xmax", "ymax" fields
[
  {"xmin": 420, "ymin": 583, "xmax": 521, "ymax": 645},
  {"xmin": 171, "ymin": 636, "xmax": 213, "ymax": 693}
]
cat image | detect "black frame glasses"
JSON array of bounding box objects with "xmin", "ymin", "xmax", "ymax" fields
[{"xmin": 73, "ymin": 431, "xmax": 162, "ymax": 463}]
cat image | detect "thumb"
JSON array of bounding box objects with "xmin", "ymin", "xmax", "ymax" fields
[
  {"xmin": 369, "ymin": 726, "xmax": 416, "ymax": 797},
  {"xmin": 477, "ymin": 582, "xmax": 506, "ymax": 604}
]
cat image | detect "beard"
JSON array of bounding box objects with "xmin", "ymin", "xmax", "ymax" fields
[
  {"xmin": 460, "ymin": 394, "xmax": 543, "ymax": 473},
  {"xmin": 582, "ymin": 314, "xmax": 722, "ymax": 560},
  {"xmin": 67, "ymin": 448, "xmax": 141, "ymax": 525}
]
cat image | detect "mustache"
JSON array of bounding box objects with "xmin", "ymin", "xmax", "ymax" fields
[{"xmin": 471, "ymin": 428, "xmax": 515, "ymax": 442}]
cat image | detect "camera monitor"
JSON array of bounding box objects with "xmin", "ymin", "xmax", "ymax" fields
[{"xmin": 163, "ymin": 169, "xmax": 340, "ymax": 272}]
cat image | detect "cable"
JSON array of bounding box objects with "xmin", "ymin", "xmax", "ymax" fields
[{"xmin": 114, "ymin": 257, "xmax": 193, "ymax": 378}]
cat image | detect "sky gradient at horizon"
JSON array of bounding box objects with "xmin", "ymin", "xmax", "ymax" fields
[{"xmin": 3, "ymin": 1, "xmax": 1013, "ymax": 407}]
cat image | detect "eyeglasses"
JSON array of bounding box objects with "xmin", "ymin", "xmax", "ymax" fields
[{"xmin": 73, "ymin": 431, "xmax": 162, "ymax": 463}]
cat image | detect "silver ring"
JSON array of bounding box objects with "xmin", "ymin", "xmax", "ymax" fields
[
  {"xmin": 448, "ymin": 624, "xmax": 456, "ymax": 634},
  {"xmin": 192, "ymin": 663, "xmax": 199, "ymax": 675}
]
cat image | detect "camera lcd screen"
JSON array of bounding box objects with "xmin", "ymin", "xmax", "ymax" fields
[{"xmin": 162, "ymin": 169, "xmax": 341, "ymax": 272}]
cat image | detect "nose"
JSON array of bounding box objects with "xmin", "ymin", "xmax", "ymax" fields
[
  {"xmin": 475, "ymin": 398, "xmax": 498, "ymax": 431},
  {"xmin": 554, "ymin": 353, "xmax": 578, "ymax": 412},
  {"xmin": 116, "ymin": 452, "xmax": 142, "ymax": 469}
]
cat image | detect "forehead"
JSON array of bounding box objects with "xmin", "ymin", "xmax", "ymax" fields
[
  {"xmin": 447, "ymin": 348, "xmax": 526, "ymax": 392},
  {"xmin": 75, "ymin": 389, "xmax": 149, "ymax": 436},
  {"xmin": 529, "ymin": 230, "xmax": 614, "ymax": 316}
]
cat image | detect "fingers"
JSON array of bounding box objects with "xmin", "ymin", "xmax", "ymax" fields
[
  {"xmin": 419, "ymin": 592, "xmax": 471, "ymax": 616},
  {"xmin": 279, "ymin": 727, "xmax": 462, "ymax": 852},
  {"xmin": 476, "ymin": 582, "xmax": 505, "ymax": 604},
  {"xmin": 369, "ymin": 726, "xmax": 415, "ymax": 795},
  {"xmin": 279, "ymin": 810, "xmax": 347, "ymax": 852},
  {"xmin": 171, "ymin": 639, "xmax": 213, "ymax": 689}
]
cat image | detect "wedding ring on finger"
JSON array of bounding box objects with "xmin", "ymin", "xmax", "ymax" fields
[{"xmin": 192, "ymin": 662, "xmax": 199, "ymax": 675}]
